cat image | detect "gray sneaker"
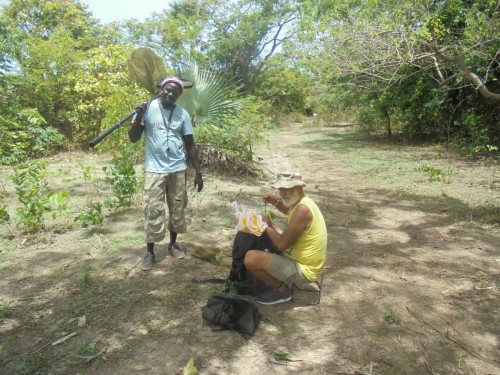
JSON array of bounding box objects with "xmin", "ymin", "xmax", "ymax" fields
[
  {"xmin": 168, "ymin": 243, "xmax": 185, "ymax": 259},
  {"xmin": 141, "ymin": 252, "xmax": 155, "ymax": 271},
  {"xmin": 256, "ymin": 284, "xmax": 292, "ymax": 305}
]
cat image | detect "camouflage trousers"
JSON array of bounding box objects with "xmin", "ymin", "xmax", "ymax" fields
[{"xmin": 143, "ymin": 170, "xmax": 188, "ymax": 243}]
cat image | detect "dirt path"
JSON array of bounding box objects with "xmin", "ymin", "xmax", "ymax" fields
[
  {"xmin": 186, "ymin": 123, "xmax": 499, "ymax": 375},
  {"xmin": 1, "ymin": 123, "xmax": 499, "ymax": 375}
]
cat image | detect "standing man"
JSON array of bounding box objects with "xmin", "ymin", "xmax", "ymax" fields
[
  {"xmin": 129, "ymin": 76, "xmax": 204, "ymax": 271},
  {"xmin": 244, "ymin": 172, "xmax": 327, "ymax": 304}
]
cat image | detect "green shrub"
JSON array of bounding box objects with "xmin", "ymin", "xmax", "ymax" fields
[
  {"xmin": 103, "ymin": 143, "xmax": 138, "ymax": 208},
  {"xmin": 0, "ymin": 194, "xmax": 10, "ymax": 224},
  {"xmin": 416, "ymin": 163, "xmax": 453, "ymax": 183},
  {"xmin": 74, "ymin": 202, "xmax": 104, "ymax": 228},
  {"xmin": 0, "ymin": 109, "xmax": 65, "ymax": 165},
  {"xmin": 11, "ymin": 161, "xmax": 69, "ymax": 231},
  {"xmin": 0, "ymin": 302, "xmax": 9, "ymax": 321},
  {"xmin": 384, "ymin": 308, "xmax": 401, "ymax": 324}
]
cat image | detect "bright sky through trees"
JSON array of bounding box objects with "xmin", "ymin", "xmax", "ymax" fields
[
  {"xmin": 81, "ymin": 0, "xmax": 172, "ymax": 23},
  {"xmin": 0, "ymin": 0, "xmax": 171, "ymax": 23}
]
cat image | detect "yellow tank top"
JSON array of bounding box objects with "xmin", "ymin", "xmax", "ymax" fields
[{"xmin": 286, "ymin": 196, "xmax": 327, "ymax": 282}]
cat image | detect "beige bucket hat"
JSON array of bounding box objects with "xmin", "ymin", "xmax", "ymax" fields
[{"xmin": 271, "ymin": 172, "xmax": 306, "ymax": 189}]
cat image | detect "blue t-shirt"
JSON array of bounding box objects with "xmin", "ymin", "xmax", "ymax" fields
[{"xmin": 140, "ymin": 99, "xmax": 194, "ymax": 173}]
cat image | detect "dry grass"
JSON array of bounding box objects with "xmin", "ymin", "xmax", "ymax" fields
[{"xmin": 0, "ymin": 123, "xmax": 499, "ymax": 374}]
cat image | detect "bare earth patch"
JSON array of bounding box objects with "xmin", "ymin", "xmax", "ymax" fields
[{"xmin": 0, "ymin": 123, "xmax": 499, "ymax": 374}]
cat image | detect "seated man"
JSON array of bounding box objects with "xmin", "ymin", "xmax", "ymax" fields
[{"xmin": 244, "ymin": 172, "xmax": 327, "ymax": 305}]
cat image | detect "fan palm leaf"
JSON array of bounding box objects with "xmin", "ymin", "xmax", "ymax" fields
[{"xmin": 176, "ymin": 61, "xmax": 244, "ymax": 127}]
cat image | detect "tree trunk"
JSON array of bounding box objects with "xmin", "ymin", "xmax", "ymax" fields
[{"xmin": 383, "ymin": 107, "xmax": 392, "ymax": 137}]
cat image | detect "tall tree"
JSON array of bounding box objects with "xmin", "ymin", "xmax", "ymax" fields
[
  {"xmin": 121, "ymin": 0, "xmax": 300, "ymax": 93},
  {"xmin": 2, "ymin": 0, "xmax": 101, "ymax": 48},
  {"xmin": 0, "ymin": 0, "xmax": 139, "ymax": 157},
  {"xmin": 300, "ymin": 0, "xmax": 499, "ymax": 101},
  {"xmin": 295, "ymin": 0, "xmax": 499, "ymax": 147},
  {"xmin": 119, "ymin": 0, "xmax": 207, "ymax": 70},
  {"xmin": 205, "ymin": 0, "xmax": 298, "ymax": 91}
]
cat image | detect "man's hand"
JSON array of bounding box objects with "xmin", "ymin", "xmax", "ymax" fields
[
  {"xmin": 135, "ymin": 101, "xmax": 149, "ymax": 113},
  {"xmin": 264, "ymin": 191, "xmax": 289, "ymax": 215},
  {"xmin": 263, "ymin": 192, "xmax": 279, "ymax": 206},
  {"xmin": 260, "ymin": 213, "xmax": 271, "ymax": 225},
  {"xmin": 194, "ymin": 173, "xmax": 204, "ymax": 192},
  {"xmin": 129, "ymin": 102, "xmax": 146, "ymax": 142},
  {"xmin": 132, "ymin": 101, "xmax": 149, "ymax": 127}
]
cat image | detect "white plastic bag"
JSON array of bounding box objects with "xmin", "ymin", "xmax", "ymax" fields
[{"xmin": 233, "ymin": 201, "xmax": 268, "ymax": 236}]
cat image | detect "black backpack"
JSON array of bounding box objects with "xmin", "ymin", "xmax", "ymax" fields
[
  {"xmin": 227, "ymin": 231, "xmax": 278, "ymax": 296},
  {"xmin": 202, "ymin": 295, "xmax": 261, "ymax": 339}
]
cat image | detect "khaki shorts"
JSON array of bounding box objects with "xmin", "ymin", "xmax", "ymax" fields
[
  {"xmin": 143, "ymin": 171, "xmax": 188, "ymax": 243},
  {"xmin": 268, "ymin": 254, "xmax": 311, "ymax": 288}
]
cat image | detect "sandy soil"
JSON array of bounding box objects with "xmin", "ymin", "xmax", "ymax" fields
[{"xmin": 0, "ymin": 123, "xmax": 499, "ymax": 375}]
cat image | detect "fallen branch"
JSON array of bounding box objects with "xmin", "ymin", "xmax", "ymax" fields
[
  {"xmin": 125, "ymin": 258, "xmax": 142, "ymax": 273},
  {"xmin": 473, "ymin": 285, "xmax": 498, "ymax": 290},
  {"xmin": 424, "ymin": 360, "xmax": 436, "ymax": 375},
  {"xmin": 406, "ymin": 307, "xmax": 489, "ymax": 362},
  {"xmin": 51, "ymin": 331, "xmax": 79, "ymax": 346},
  {"xmin": 72, "ymin": 348, "xmax": 106, "ymax": 363}
]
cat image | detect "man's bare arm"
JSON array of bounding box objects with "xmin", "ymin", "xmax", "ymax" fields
[
  {"xmin": 183, "ymin": 134, "xmax": 204, "ymax": 192},
  {"xmin": 264, "ymin": 204, "xmax": 312, "ymax": 251},
  {"xmin": 128, "ymin": 122, "xmax": 144, "ymax": 143},
  {"xmin": 129, "ymin": 102, "xmax": 147, "ymax": 143}
]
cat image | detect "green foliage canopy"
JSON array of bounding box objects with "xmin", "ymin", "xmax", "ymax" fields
[
  {"xmin": 0, "ymin": 0, "xmax": 498, "ymax": 163},
  {"xmin": 296, "ymin": 0, "xmax": 499, "ymax": 151}
]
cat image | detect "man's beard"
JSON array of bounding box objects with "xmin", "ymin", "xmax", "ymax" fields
[{"xmin": 282, "ymin": 190, "xmax": 302, "ymax": 208}]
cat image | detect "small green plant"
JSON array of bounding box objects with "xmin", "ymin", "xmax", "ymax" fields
[
  {"xmin": 81, "ymin": 164, "xmax": 95, "ymax": 182},
  {"xmin": 74, "ymin": 202, "xmax": 104, "ymax": 228},
  {"xmin": 75, "ymin": 164, "xmax": 106, "ymax": 227},
  {"xmin": 273, "ymin": 352, "xmax": 294, "ymax": 361},
  {"xmin": 218, "ymin": 280, "xmax": 239, "ymax": 297},
  {"xmin": 80, "ymin": 266, "xmax": 92, "ymax": 288},
  {"xmin": 0, "ymin": 194, "xmax": 10, "ymax": 224},
  {"xmin": 384, "ymin": 308, "xmax": 401, "ymax": 324},
  {"xmin": 103, "ymin": 143, "xmax": 138, "ymax": 208},
  {"xmin": 416, "ymin": 163, "xmax": 453, "ymax": 183},
  {"xmin": 11, "ymin": 161, "xmax": 70, "ymax": 231},
  {"xmin": 75, "ymin": 344, "xmax": 96, "ymax": 356},
  {"xmin": 0, "ymin": 302, "xmax": 9, "ymax": 321}
]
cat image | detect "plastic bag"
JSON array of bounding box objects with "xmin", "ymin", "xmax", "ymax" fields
[{"xmin": 233, "ymin": 201, "xmax": 268, "ymax": 236}]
